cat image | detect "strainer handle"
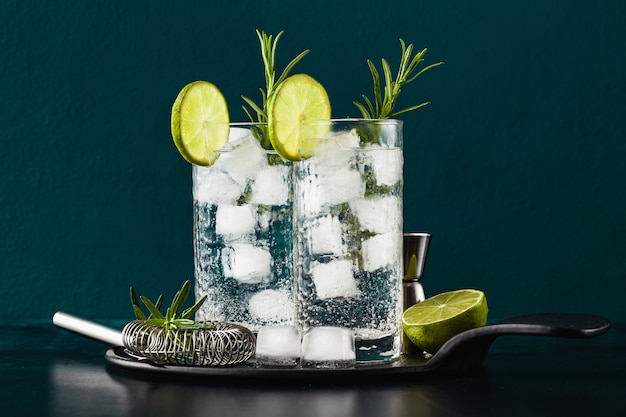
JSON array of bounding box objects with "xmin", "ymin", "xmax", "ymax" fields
[{"xmin": 53, "ymin": 311, "xmax": 124, "ymax": 347}]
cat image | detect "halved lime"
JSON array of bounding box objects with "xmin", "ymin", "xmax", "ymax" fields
[
  {"xmin": 402, "ymin": 289, "xmax": 488, "ymax": 353},
  {"xmin": 268, "ymin": 73, "xmax": 331, "ymax": 160},
  {"xmin": 170, "ymin": 81, "xmax": 229, "ymax": 166}
]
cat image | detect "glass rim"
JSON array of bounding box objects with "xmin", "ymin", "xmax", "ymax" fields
[
  {"xmin": 215, "ymin": 147, "xmax": 279, "ymax": 156},
  {"xmin": 301, "ymin": 117, "xmax": 403, "ymax": 125},
  {"xmin": 209, "ymin": 122, "xmax": 278, "ymax": 156},
  {"xmin": 218, "ymin": 121, "xmax": 268, "ymax": 127}
]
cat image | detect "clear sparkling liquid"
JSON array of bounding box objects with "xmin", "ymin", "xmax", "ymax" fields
[
  {"xmin": 193, "ymin": 201, "xmax": 295, "ymax": 331},
  {"xmin": 191, "ymin": 134, "xmax": 295, "ymax": 333},
  {"xmin": 294, "ymin": 145, "xmax": 403, "ymax": 363}
]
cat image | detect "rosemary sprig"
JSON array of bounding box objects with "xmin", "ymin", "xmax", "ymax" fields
[
  {"xmin": 241, "ymin": 29, "xmax": 309, "ymax": 149},
  {"xmin": 354, "ymin": 39, "xmax": 443, "ymax": 119},
  {"xmin": 130, "ymin": 280, "xmax": 211, "ymax": 331}
]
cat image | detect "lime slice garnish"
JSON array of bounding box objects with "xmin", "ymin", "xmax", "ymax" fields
[
  {"xmin": 402, "ymin": 289, "xmax": 488, "ymax": 353},
  {"xmin": 170, "ymin": 81, "xmax": 230, "ymax": 166},
  {"xmin": 268, "ymin": 73, "xmax": 331, "ymax": 161}
]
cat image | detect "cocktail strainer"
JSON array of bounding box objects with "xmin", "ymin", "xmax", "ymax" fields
[{"xmin": 53, "ymin": 312, "xmax": 256, "ymax": 366}]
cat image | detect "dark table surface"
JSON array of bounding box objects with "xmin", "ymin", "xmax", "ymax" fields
[{"xmin": 1, "ymin": 318, "xmax": 624, "ymax": 417}]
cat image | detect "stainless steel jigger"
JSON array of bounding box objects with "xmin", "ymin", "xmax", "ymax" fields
[{"xmin": 402, "ymin": 232, "xmax": 431, "ymax": 354}]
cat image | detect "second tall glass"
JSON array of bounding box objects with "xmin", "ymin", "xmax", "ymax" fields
[{"xmin": 294, "ymin": 118, "xmax": 404, "ymax": 363}]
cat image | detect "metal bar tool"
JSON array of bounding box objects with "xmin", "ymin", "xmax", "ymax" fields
[{"xmin": 402, "ymin": 232, "xmax": 431, "ymax": 354}]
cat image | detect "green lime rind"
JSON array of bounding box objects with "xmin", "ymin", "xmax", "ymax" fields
[{"xmin": 402, "ymin": 289, "xmax": 488, "ymax": 354}]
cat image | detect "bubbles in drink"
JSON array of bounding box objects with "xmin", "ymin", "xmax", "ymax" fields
[
  {"xmin": 249, "ymin": 289, "xmax": 294, "ymax": 322},
  {"xmin": 194, "ymin": 128, "xmax": 294, "ymax": 332},
  {"xmin": 294, "ymin": 120, "xmax": 403, "ymax": 363}
]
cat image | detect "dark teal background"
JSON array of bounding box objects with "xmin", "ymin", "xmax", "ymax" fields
[{"xmin": 1, "ymin": 0, "xmax": 624, "ymax": 322}]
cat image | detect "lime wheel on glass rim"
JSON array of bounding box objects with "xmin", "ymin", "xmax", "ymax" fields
[
  {"xmin": 268, "ymin": 73, "xmax": 331, "ymax": 161},
  {"xmin": 170, "ymin": 80, "xmax": 230, "ymax": 166}
]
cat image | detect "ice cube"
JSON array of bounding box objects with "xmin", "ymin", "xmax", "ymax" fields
[
  {"xmin": 250, "ymin": 164, "xmax": 290, "ymax": 206},
  {"xmin": 310, "ymin": 214, "xmax": 345, "ymax": 255},
  {"xmin": 366, "ymin": 147, "xmax": 403, "ymax": 186},
  {"xmin": 349, "ymin": 196, "xmax": 401, "ymax": 234},
  {"xmin": 361, "ymin": 233, "xmax": 399, "ymax": 272},
  {"xmin": 221, "ymin": 132, "xmax": 268, "ymax": 187},
  {"xmin": 311, "ymin": 130, "xmax": 360, "ymax": 168},
  {"xmin": 193, "ymin": 287, "xmax": 224, "ymax": 322},
  {"xmin": 215, "ymin": 204, "xmax": 256, "ymax": 238},
  {"xmin": 248, "ymin": 289, "xmax": 294, "ymax": 323},
  {"xmin": 302, "ymin": 167, "xmax": 365, "ymax": 213},
  {"xmin": 301, "ymin": 326, "xmax": 356, "ymax": 368},
  {"xmin": 192, "ymin": 166, "xmax": 241, "ymax": 204},
  {"xmin": 257, "ymin": 210, "xmax": 271, "ymax": 232},
  {"xmin": 225, "ymin": 127, "xmax": 252, "ymax": 148},
  {"xmin": 335, "ymin": 129, "xmax": 362, "ymax": 148},
  {"xmin": 221, "ymin": 243, "xmax": 273, "ymax": 284},
  {"xmin": 255, "ymin": 325, "xmax": 301, "ymax": 366},
  {"xmin": 311, "ymin": 260, "xmax": 360, "ymax": 300},
  {"xmin": 321, "ymin": 168, "xmax": 365, "ymax": 205}
]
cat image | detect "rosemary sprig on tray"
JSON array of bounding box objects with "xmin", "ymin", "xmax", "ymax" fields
[{"xmin": 130, "ymin": 280, "xmax": 211, "ymax": 330}]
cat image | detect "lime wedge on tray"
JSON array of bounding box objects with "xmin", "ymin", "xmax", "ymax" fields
[
  {"xmin": 170, "ymin": 80, "xmax": 229, "ymax": 166},
  {"xmin": 268, "ymin": 73, "xmax": 331, "ymax": 160},
  {"xmin": 402, "ymin": 289, "xmax": 488, "ymax": 354}
]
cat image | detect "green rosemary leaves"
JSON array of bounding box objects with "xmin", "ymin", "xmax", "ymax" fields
[
  {"xmin": 354, "ymin": 39, "xmax": 443, "ymax": 119},
  {"xmin": 130, "ymin": 280, "xmax": 211, "ymax": 330}
]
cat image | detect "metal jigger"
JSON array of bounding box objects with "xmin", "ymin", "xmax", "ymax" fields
[{"xmin": 401, "ymin": 232, "xmax": 431, "ymax": 354}]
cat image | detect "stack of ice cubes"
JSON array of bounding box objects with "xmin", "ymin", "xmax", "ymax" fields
[{"xmin": 193, "ymin": 128, "xmax": 291, "ymax": 208}]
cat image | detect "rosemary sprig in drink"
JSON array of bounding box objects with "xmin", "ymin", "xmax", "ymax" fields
[
  {"xmin": 354, "ymin": 39, "xmax": 443, "ymax": 120},
  {"xmin": 241, "ymin": 30, "xmax": 309, "ymax": 149}
]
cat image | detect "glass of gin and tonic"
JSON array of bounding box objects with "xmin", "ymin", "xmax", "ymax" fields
[
  {"xmin": 294, "ymin": 118, "xmax": 404, "ymax": 363},
  {"xmin": 193, "ymin": 123, "xmax": 295, "ymax": 332}
]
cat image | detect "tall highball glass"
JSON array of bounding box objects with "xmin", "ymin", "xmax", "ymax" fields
[
  {"xmin": 294, "ymin": 118, "xmax": 404, "ymax": 363},
  {"xmin": 193, "ymin": 122, "xmax": 295, "ymax": 332}
]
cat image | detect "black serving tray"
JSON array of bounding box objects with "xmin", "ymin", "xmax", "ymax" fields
[{"xmin": 104, "ymin": 313, "xmax": 610, "ymax": 382}]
